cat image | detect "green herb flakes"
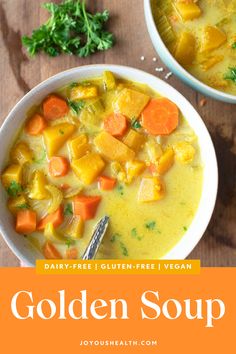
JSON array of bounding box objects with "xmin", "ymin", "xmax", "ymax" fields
[
  {"xmin": 145, "ymin": 221, "xmax": 156, "ymax": 230},
  {"xmin": 6, "ymin": 181, "xmax": 23, "ymax": 197},
  {"xmin": 131, "ymin": 117, "xmax": 141, "ymax": 129},
  {"xmin": 68, "ymin": 99, "xmax": 85, "ymax": 114},
  {"xmin": 224, "ymin": 67, "xmax": 236, "ymax": 84},
  {"xmin": 120, "ymin": 242, "xmax": 128, "ymax": 257},
  {"xmin": 64, "ymin": 203, "xmax": 73, "ymax": 216}
]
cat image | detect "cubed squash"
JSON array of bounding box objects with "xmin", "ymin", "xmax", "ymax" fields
[
  {"xmin": 68, "ymin": 134, "xmax": 90, "ymax": 160},
  {"xmin": 28, "ymin": 171, "xmax": 49, "ymax": 200},
  {"xmin": 10, "ymin": 142, "xmax": 33, "ymax": 165},
  {"xmin": 64, "ymin": 216, "xmax": 84, "ymax": 239},
  {"xmin": 175, "ymin": 3, "xmax": 201, "ymax": 21},
  {"xmin": 44, "ymin": 222, "xmax": 65, "ymax": 243},
  {"xmin": 8, "ymin": 195, "xmax": 28, "ymax": 215},
  {"xmin": 1, "ymin": 164, "xmax": 22, "ymax": 187},
  {"xmin": 138, "ymin": 177, "xmax": 165, "ymax": 202},
  {"xmin": 156, "ymin": 148, "xmax": 175, "ymax": 174},
  {"xmin": 103, "ymin": 71, "xmax": 116, "ymax": 90},
  {"xmin": 200, "ymin": 55, "xmax": 224, "ymax": 71},
  {"xmin": 201, "ymin": 26, "xmax": 227, "ymax": 52},
  {"xmin": 70, "ymin": 85, "xmax": 98, "ymax": 100},
  {"xmin": 94, "ymin": 131, "xmax": 135, "ymax": 162},
  {"xmin": 175, "ymin": 32, "xmax": 196, "ymax": 65},
  {"xmin": 173, "ymin": 141, "xmax": 195, "ymax": 164},
  {"xmin": 43, "ymin": 123, "xmax": 76, "ymax": 157},
  {"xmin": 113, "ymin": 88, "xmax": 150, "ymax": 119},
  {"xmin": 71, "ymin": 152, "xmax": 105, "ymax": 185},
  {"xmin": 123, "ymin": 129, "xmax": 146, "ymax": 152},
  {"xmin": 110, "ymin": 162, "xmax": 126, "ymax": 182},
  {"xmin": 126, "ymin": 160, "xmax": 146, "ymax": 183}
]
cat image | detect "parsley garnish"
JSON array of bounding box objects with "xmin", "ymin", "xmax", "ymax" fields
[
  {"xmin": 68, "ymin": 99, "xmax": 85, "ymax": 114},
  {"xmin": 232, "ymin": 42, "xmax": 236, "ymax": 49},
  {"xmin": 65, "ymin": 238, "xmax": 75, "ymax": 248},
  {"xmin": 183, "ymin": 226, "xmax": 188, "ymax": 232},
  {"xmin": 131, "ymin": 228, "xmax": 143, "ymax": 241},
  {"xmin": 224, "ymin": 67, "xmax": 236, "ymax": 84},
  {"xmin": 116, "ymin": 184, "xmax": 124, "ymax": 196},
  {"xmin": 131, "ymin": 117, "xmax": 141, "ymax": 129},
  {"xmin": 64, "ymin": 203, "xmax": 73, "ymax": 216},
  {"xmin": 120, "ymin": 242, "xmax": 128, "ymax": 257},
  {"xmin": 110, "ymin": 233, "xmax": 121, "ymax": 243},
  {"xmin": 22, "ymin": 0, "xmax": 114, "ymax": 58},
  {"xmin": 145, "ymin": 221, "xmax": 156, "ymax": 230},
  {"xmin": 17, "ymin": 203, "xmax": 30, "ymax": 210},
  {"xmin": 7, "ymin": 181, "xmax": 23, "ymax": 197}
]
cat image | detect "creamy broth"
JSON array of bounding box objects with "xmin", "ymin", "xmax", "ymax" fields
[
  {"xmin": 152, "ymin": 0, "xmax": 236, "ymax": 95},
  {"xmin": 1, "ymin": 72, "xmax": 203, "ymax": 260}
]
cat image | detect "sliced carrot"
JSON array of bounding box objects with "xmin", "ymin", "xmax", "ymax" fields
[
  {"xmin": 16, "ymin": 210, "xmax": 37, "ymax": 234},
  {"xmin": 65, "ymin": 247, "xmax": 78, "ymax": 259},
  {"xmin": 43, "ymin": 94, "xmax": 69, "ymax": 121},
  {"xmin": 104, "ymin": 113, "xmax": 128, "ymax": 137},
  {"xmin": 98, "ymin": 176, "xmax": 117, "ymax": 190},
  {"xmin": 73, "ymin": 195, "xmax": 101, "ymax": 220},
  {"xmin": 49, "ymin": 156, "xmax": 70, "ymax": 177},
  {"xmin": 25, "ymin": 113, "xmax": 47, "ymax": 136},
  {"xmin": 43, "ymin": 241, "xmax": 62, "ymax": 259},
  {"xmin": 141, "ymin": 98, "xmax": 179, "ymax": 135},
  {"xmin": 37, "ymin": 206, "xmax": 64, "ymax": 231}
]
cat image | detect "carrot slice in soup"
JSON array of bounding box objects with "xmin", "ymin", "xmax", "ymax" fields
[
  {"xmin": 43, "ymin": 241, "xmax": 62, "ymax": 259},
  {"xmin": 43, "ymin": 94, "xmax": 69, "ymax": 120},
  {"xmin": 141, "ymin": 98, "xmax": 179, "ymax": 135},
  {"xmin": 25, "ymin": 113, "xmax": 47, "ymax": 135},
  {"xmin": 73, "ymin": 195, "xmax": 101, "ymax": 220},
  {"xmin": 66, "ymin": 247, "xmax": 78, "ymax": 259},
  {"xmin": 16, "ymin": 210, "xmax": 37, "ymax": 234},
  {"xmin": 49, "ymin": 156, "xmax": 70, "ymax": 177},
  {"xmin": 98, "ymin": 176, "xmax": 117, "ymax": 190},
  {"xmin": 37, "ymin": 206, "xmax": 64, "ymax": 231},
  {"xmin": 104, "ymin": 113, "xmax": 128, "ymax": 137}
]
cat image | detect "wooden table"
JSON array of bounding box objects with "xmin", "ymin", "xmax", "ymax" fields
[{"xmin": 0, "ymin": 0, "xmax": 235, "ymax": 266}]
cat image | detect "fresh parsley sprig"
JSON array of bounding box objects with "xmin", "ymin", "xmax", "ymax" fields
[
  {"xmin": 224, "ymin": 67, "xmax": 236, "ymax": 84},
  {"xmin": 7, "ymin": 181, "xmax": 23, "ymax": 197},
  {"xmin": 22, "ymin": 0, "xmax": 115, "ymax": 58},
  {"xmin": 68, "ymin": 99, "xmax": 85, "ymax": 114}
]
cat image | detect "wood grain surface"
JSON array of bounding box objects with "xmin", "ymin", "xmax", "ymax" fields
[{"xmin": 0, "ymin": 0, "xmax": 235, "ymax": 267}]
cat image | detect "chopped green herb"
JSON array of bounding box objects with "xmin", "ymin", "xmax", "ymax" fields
[
  {"xmin": 68, "ymin": 99, "xmax": 85, "ymax": 114},
  {"xmin": 120, "ymin": 242, "xmax": 128, "ymax": 257},
  {"xmin": 131, "ymin": 117, "xmax": 141, "ymax": 129},
  {"xmin": 65, "ymin": 238, "xmax": 75, "ymax": 249},
  {"xmin": 232, "ymin": 42, "xmax": 236, "ymax": 49},
  {"xmin": 183, "ymin": 226, "xmax": 188, "ymax": 232},
  {"xmin": 17, "ymin": 203, "xmax": 30, "ymax": 210},
  {"xmin": 33, "ymin": 149, "xmax": 46, "ymax": 164},
  {"xmin": 59, "ymin": 129, "xmax": 64, "ymax": 135},
  {"xmin": 64, "ymin": 203, "xmax": 73, "ymax": 216},
  {"xmin": 116, "ymin": 184, "xmax": 124, "ymax": 196},
  {"xmin": 69, "ymin": 82, "xmax": 79, "ymax": 88},
  {"xmin": 110, "ymin": 233, "xmax": 121, "ymax": 243},
  {"xmin": 145, "ymin": 221, "xmax": 156, "ymax": 230},
  {"xmin": 131, "ymin": 228, "xmax": 143, "ymax": 241},
  {"xmin": 22, "ymin": 0, "xmax": 114, "ymax": 58},
  {"xmin": 6, "ymin": 181, "xmax": 23, "ymax": 197},
  {"xmin": 224, "ymin": 67, "xmax": 236, "ymax": 84}
]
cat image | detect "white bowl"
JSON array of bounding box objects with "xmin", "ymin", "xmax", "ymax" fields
[
  {"xmin": 144, "ymin": 0, "xmax": 236, "ymax": 104},
  {"xmin": 0, "ymin": 65, "xmax": 218, "ymax": 266}
]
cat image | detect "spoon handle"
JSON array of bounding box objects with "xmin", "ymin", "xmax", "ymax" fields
[{"xmin": 82, "ymin": 216, "xmax": 109, "ymax": 260}]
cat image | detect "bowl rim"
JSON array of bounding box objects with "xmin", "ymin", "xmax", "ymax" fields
[
  {"xmin": 0, "ymin": 64, "xmax": 218, "ymax": 266},
  {"xmin": 144, "ymin": 0, "xmax": 236, "ymax": 103}
]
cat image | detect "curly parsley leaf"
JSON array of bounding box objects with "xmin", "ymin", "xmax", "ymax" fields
[
  {"xmin": 68, "ymin": 99, "xmax": 85, "ymax": 114},
  {"xmin": 232, "ymin": 42, "xmax": 236, "ymax": 49},
  {"xmin": 7, "ymin": 181, "xmax": 23, "ymax": 197},
  {"xmin": 131, "ymin": 117, "xmax": 141, "ymax": 129},
  {"xmin": 22, "ymin": 0, "xmax": 114, "ymax": 58},
  {"xmin": 64, "ymin": 203, "xmax": 73, "ymax": 216},
  {"xmin": 224, "ymin": 67, "xmax": 236, "ymax": 84}
]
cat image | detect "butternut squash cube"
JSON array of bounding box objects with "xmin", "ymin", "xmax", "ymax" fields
[
  {"xmin": 70, "ymin": 85, "xmax": 98, "ymax": 100},
  {"xmin": 1, "ymin": 164, "xmax": 22, "ymax": 187},
  {"xmin": 28, "ymin": 171, "xmax": 49, "ymax": 200},
  {"xmin": 71, "ymin": 153, "xmax": 105, "ymax": 185},
  {"xmin": 138, "ymin": 177, "xmax": 165, "ymax": 202},
  {"xmin": 156, "ymin": 148, "xmax": 175, "ymax": 174},
  {"xmin": 65, "ymin": 216, "xmax": 84, "ymax": 239},
  {"xmin": 8, "ymin": 195, "xmax": 28, "ymax": 215},
  {"xmin": 175, "ymin": 32, "xmax": 196, "ymax": 65},
  {"xmin": 103, "ymin": 71, "xmax": 116, "ymax": 90},
  {"xmin": 175, "ymin": 3, "xmax": 201, "ymax": 21},
  {"xmin": 123, "ymin": 129, "xmax": 146, "ymax": 152},
  {"xmin": 10, "ymin": 142, "xmax": 33, "ymax": 165},
  {"xmin": 68, "ymin": 134, "xmax": 90, "ymax": 160},
  {"xmin": 201, "ymin": 26, "xmax": 227, "ymax": 52},
  {"xmin": 94, "ymin": 132, "xmax": 135, "ymax": 162},
  {"xmin": 126, "ymin": 160, "xmax": 146, "ymax": 183},
  {"xmin": 43, "ymin": 123, "xmax": 76, "ymax": 157},
  {"xmin": 173, "ymin": 141, "xmax": 195, "ymax": 164},
  {"xmin": 113, "ymin": 88, "xmax": 150, "ymax": 119}
]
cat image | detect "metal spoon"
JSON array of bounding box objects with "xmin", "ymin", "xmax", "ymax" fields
[{"xmin": 82, "ymin": 216, "xmax": 109, "ymax": 260}]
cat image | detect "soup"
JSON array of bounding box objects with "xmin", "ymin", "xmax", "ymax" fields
[
  {"xmin": 1, "ymin": 71, "xmax": 203, "ymax": 260},
  {"xmin": 152, "ymin": 0, "xmax": 236, "ymax": 95}
]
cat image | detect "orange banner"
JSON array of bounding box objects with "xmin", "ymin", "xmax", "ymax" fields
[{"xmin": 0, "ymin": 268, "xmax": 235, "ymax": 353}]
